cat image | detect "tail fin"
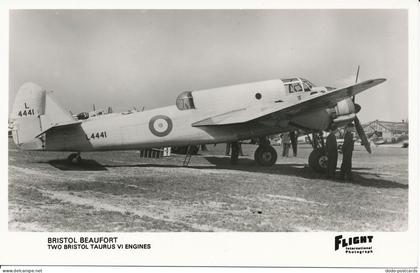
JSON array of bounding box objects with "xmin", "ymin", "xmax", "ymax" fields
[{"xmin": 11, "ymin": 82, "xmax": 74, "ymax": 150}]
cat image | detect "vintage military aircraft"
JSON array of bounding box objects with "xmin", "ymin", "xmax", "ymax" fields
[{"xmin": 11, "ymin": 76, "xmax": 385, "ymax": 172}]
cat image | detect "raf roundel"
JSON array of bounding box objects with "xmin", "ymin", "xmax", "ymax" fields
[{"xmin": 149, "ymin": 115, "xmax": 173, "ymax": 137}]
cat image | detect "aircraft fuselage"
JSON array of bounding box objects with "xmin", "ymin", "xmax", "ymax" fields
[{"xmin": 41, "ymin": 79, "xmax": 333, "ymax": 152}]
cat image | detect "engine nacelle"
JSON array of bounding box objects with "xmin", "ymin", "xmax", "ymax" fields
[
  {"xmin": 332, "ymin": 98, "xmax": 356, "ymax": 118},
  {"xmin": 328, "ymin": 98, "xmax": 357, "ymax": 129}
]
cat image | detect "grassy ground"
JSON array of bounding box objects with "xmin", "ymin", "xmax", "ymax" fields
[{"xmin": 8, "ymin": 139, "xmax": 408, "ymax": 232}]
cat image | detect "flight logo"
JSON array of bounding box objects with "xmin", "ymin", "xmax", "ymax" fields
[
  {"xmin": 335, "ymin": 235, "xmax": 374, "ymax": 254},
  {"xmin": 149, "ymin": 115, "xmax": 173, "ymax": 137}
]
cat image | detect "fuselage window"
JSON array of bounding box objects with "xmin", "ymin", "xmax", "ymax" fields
[{"xmin": 176, "ymin": 91, "xmax": 196, "ymax": 110}]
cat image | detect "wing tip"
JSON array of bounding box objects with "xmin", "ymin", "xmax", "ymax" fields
[
  {"xmin": 359, "ymin": 78, "xmax": 386, "ymax": 88},
  {"xmin": 369, "ymin": 78, "xmax": 387, "ymax": 85}
]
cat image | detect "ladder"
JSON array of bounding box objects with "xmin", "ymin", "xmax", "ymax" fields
[{"xmin": 183, "ymin": 146, "xmax": 193, "ymax": 167}]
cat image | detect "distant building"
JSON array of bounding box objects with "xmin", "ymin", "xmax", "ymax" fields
[{"xmin": 362, "ymin": 120, "xmax": 408, "ymax": 143}]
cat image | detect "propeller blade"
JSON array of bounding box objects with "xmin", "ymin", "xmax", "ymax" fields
[
  {"xmin": 353, "ymin": 65, "xmax": 360, "ymax": 102},
  {"xmin": 355, "ymin": 65, "xmax": 360, "ymax": 83},
  {"xmin": 354, "ymin": 115, "xmax": 371, "ymax": 153}
]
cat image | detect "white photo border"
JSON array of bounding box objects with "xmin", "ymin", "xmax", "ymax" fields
[{"xmin": 0, "ymin": 0, "xmax": 418, "ymax": 268}]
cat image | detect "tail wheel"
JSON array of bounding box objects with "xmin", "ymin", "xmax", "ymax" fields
[
  {"xmin": 67, "ymin": 153, "xmax": 82, "ymax": 164},
  {"xmin": 308, "ymin": 148, "xmax": 328, "ymax": 173},
  {"xmin": 254, "ymin": 145, "xmax": 277, "ymax": 166}
]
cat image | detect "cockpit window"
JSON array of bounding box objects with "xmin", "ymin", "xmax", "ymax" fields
[
  {"xmin": 282, "ymin": 78, "xmax": 303, "ymax": 94},
  {"xmin": 291, "ymin": 83, "xmax": 302, "ymax": 92},
  {"xmin": 303, "ymin": 82, "xmax": 311, "ymax": 91},
  {"xmin": 302, "ymin": 78, "xmax": 316, "ymax": 91},
  {"xmin": 176, "ymin": 91, "xmax": 195, "ymax": 110},
  {"xmin": 282, "ymin": 77, "xmax": 316, "ymax": 93},
  {"xmin": 282, "ymin": 78, "xmax": 298, "ymax": 84}
]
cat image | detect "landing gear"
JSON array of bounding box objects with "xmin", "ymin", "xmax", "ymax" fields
[
  {"xmin": 308, "ymin": 148, "xmax": 328, "ymax": 173},
  {"xmin": 67, "ymin": 152, "xmax": 82, "ymax": 164},
  {"xmin": 254, "ymin": 138, "xmax": 277, "ymax": 166},
  {"xmin": 307, "ymin": 132, "xmax": 328, "ymax": 173}
]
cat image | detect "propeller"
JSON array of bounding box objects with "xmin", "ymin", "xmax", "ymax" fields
[
  {"xmin": 354, "ymin": 115, "xmax": 371, "ymax": 153},
  {"xmin": 353, "ymin": 65, "xmax": 360, "ymax": 102},
  {"xmin": 352, "ymin": 65, "xmax": 372, "ymax": 154}
]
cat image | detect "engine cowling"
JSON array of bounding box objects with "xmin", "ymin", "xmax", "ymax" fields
[
  {"xmin": 332, "ymin": 98, "xmax": 356, "ymax": 117},
  {"xmin": 329, "ymin": 98, "xmax": 357, "ymax": 128}
]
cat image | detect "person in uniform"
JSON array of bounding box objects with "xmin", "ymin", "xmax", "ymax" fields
[
  {"xmin": 230, "ymin": 142, "xmax": 240, "ymax": 165},
  {"xmin": 290, "ymin": 131, "xmax": 298, "ymax": 157},
  {"xmin": 201, "ymin": 144, "xmax": 208, "ymax": 152},
  {"xmin": 326, "ymin": 129, "xmax": 338, "ymax": 179},
  {"xmin": 225, "ymin": 143, "xmax": 231, "ymax": 156},
  {"xmin": 226, "ymin": 142, "xmax": 243, "ymax": 157},
  {"xmin": 281, "ymin": 133, "xmax": 291, "ymax": 157},
  {"xmin": 340, "ymin": 123, "xmax": 355, "ymax": 181}
]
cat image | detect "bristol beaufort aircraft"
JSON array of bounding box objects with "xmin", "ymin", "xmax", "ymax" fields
[{"xmin": 11, "ymin": 77, "xmax": 386, "ymax": 172}]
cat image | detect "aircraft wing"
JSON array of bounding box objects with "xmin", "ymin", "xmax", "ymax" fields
[{"xmin": 192, "ymin": 78, "xmax": 385, "ymax": 127}]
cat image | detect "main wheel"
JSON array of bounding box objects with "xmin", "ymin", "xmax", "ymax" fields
[
  {"xmin": 308, "ymin": 148, "xmax": 328, "ymax": 173},
  {"xmin": 254, "ymin": 145, "xmax": 277, "ymax": 166}
]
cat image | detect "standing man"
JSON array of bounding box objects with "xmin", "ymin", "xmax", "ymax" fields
[
  {"xmin": 225, "ymin": 143, "xmax": 231, "ymax": 156},
  {"xmin": 201, "ymin": 144, "xmax": 208, "ymax": 152},
  {"xmin": 290, "ymin": 131, "xmax": 298, "ymax": 157},
  {"xmin": 226, "ymin": 142, "xmax": 244, "ymax": 157},
  {"xmin": 230, "ymin": 142, "xmax": 240, "ymax": 165},
  {"xmin": 281, "ymin": 133, "xmax": 291, "ymax": 157},
  {"xmin": 340, "ymin": 123, "xmax": 355, "ymax": 181},
  {"xmin": 326, "ymin": 129, "xmax": 338, "ymax": 179}
]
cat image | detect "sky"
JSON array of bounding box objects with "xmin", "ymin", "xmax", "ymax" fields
[{"xmin": 9, "ymin": 9, "xmax": 408, "ymax": 123}]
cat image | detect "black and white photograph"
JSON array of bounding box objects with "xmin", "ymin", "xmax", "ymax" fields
[
  {"xmin": 2, "ymin": 1, "xmax": 418, "ymax": 270},
  {"xmin": 8, "ymin": 9, "xmax": 409, "ymax": 232}
]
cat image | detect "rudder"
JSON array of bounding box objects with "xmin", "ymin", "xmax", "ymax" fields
[
  {"xmin": 11, "ymin": 82, "xmax": 74, "ymax": 150},
  {"xmin": 11, "ymin": 83, "xmax": 46, "ymax": 150}
]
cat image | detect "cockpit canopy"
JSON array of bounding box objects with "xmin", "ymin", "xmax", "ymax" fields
[
  {"xmin": 282, "ymin": 77, "xmax": 316, "ymax": 94},
  {"xmin": 176, "ymin": 91, "xmax": 196, "ymax": 110}
]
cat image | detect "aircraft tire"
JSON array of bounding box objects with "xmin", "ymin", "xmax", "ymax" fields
[
  {"xmin": 67, "ymin": 153, "xmax": 82, "ymax": 164},
  {"xmin": 254, "ymin": 145, "xmax": 277, "ymax": 166},
  {"xmin": 308, "ymin": 148, "xmax": 328, "ymax": 173}
]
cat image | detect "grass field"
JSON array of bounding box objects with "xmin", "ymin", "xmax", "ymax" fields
[{"xmin": 8, "ymin": 139, "xmax": 408, "ymax": 232}]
